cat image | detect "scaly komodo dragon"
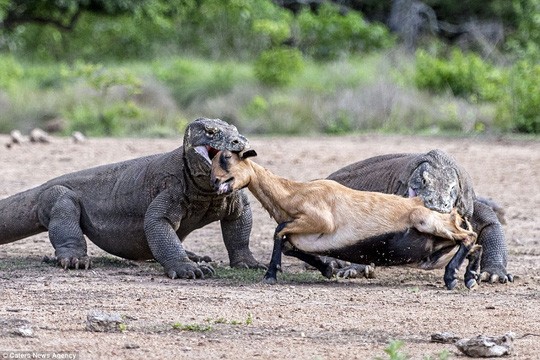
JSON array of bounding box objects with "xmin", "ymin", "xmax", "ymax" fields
[
  {"xmin": 326, "ymin": 149, "xmax": 512, "ymax": 286},
  {"xmin": 0, "ymin": 118, "xmax": 264, "ymax": 279}
]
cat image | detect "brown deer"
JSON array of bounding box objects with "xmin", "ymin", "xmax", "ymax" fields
[{"xmin": 211, "ymin": 149, "xmax": 480, "ymax": 289}]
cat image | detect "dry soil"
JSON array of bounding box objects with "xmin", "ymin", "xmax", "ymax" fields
[{"xmin": 0, "ymin": 134, "xmax": 539, "ymax": 359}]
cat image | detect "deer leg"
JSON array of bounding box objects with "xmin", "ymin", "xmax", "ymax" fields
[
  {"xmin": 263, "ymin": 222, "xmax": 289, "ymax": 284},
  {"xmin": 443, "ymin": 236, "xmax": 479, "ymax": 290},
  {"xmin": 464, "ymin": 244, "xmax": 482, "ymax": 289},
  {"xmin": 283, "ymin": 248, "xmax": 335, "ymax": 279}
]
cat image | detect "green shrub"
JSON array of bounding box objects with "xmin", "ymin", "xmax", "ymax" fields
[
  {"xmin": 252, "ymin": 18, "xmax": 291, "ymax": 46},
  {"xmin": 296, "ymin": 3, "xmax": 393, "ymax": 60},
  {"xmin": 243, "ymin": 95, "xmax": 269, "ymax": 117},
  {"xmin": 254, "ymin": 47, "xmax": 304, "ymax": 86},
  {"xmin": 323, "ymin": 111, "xmax": 354, "ymax": 134},
  {"xmin": 414, "ymin": 48, "xmax": 504, "ymax": 101},
  {"xmin": 496, "ymin": 61, "xmax": 540, "ymax": 133},
  {"xmin": 153, "ymin": 58, "xmax": 250, "ymax": 107},
  {"xmin": 182, "ymin": 0, "xmax": 293, "ymax": 59},
  {"xmin": 507, "ymin": 0, "xmax": 540, "ymax": 60},
  {"xmin": 66, "ymin": 101, "xmax": 157, "ymax": 136},
  {"xmin": 0, "ymin": 55, "xmax": 23, "ymax": 91}
]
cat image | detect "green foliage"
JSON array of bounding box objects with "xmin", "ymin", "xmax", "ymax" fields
[
  {"xmin": 244, "ymin": 95, "xmax": 269, "ymax": 118},
  {"xmin": 253, "ymin": 18, "xmax": 291, "ymax": 46},
  {"xmin": 205, "ymin": 314, "xmax": 253, "ymax": 326},
  {"xmin": 414, "ymin": 48, "xmax": 504, "ymax": 101},
  {"xmin": 153, "ymin": 58, "xmax": 251, "ymax": 107},
  {"xmin": 2, "ymin": 0, "xmax": 394, "ymax": 62},
  {"xmin": 296, "ymin": 3, "xmax": 394, "ymax": 60},
  {"xmin": 496, "ymin": 61, "xmax": 540, "ymax": 133},
  {"xmin": 323, "ymin": 111, "xmax": 354, "ymax": 134},
  {"xmin": 0, "ymin": 0, "xmax": 171, "ymax": 30},
  {"xmin": 507, "ymin": 0, "xmax": 540, "ymax": 60},
  {"xmin": 375, "ymin": 340, "xmax": 408, "ymax": 360},
  {"xmin": 0, "ymin": 54, "xmax": 23, "ymax": 91},
  {"xmin": 69, "ymin": 62, "xmax": 141, "ymax": 95},
  {"xmin": 245, "ymin": 313, "xmax": 253, "ymax": 325},
  {"xmin": 172, "ymin": 322, "xmax": 212, "ymax": 332},
  {"xmin": 0, "ymin": 0, "xmax": 9, "ymax": 18},
  {"xmin": 423, "ymin": 349, "xmax": 450, "ymax": 360},
  {"xmin": 66, "ymin": 101, "xmax": 149, "ymax": 136},
  {"xmin": 61, "ymin": 63, "xmax": 143, "ymax": 136},
  {"xmin": 254, "ymin": 47, "xmax": 304, "ymax": 86},
  {"xmin": 180, "ymin": 0, "xmax": 292, "ymax": 59},
  {"xmin": 414, "ymin": 48, "xmax": 539, "ymax": 134}
]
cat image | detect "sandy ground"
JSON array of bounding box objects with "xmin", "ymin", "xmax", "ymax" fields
[{"xmin": 0, "ymin": 133, "xmax": 539, "ymax": 359}]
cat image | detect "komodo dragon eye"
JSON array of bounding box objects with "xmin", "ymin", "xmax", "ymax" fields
[{"xmin": 205, "ymin": 127, "xmax": 218, "ymax": 137}]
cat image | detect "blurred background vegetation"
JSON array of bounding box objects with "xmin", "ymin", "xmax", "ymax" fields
[{"xmin": 0, "ymin": 0, "xmax": 538, "ymax": 137}]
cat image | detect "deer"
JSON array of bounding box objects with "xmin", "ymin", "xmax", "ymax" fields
[{"xmin": 211, "ymin": 149, "xmax": 481, "ymax": 289}]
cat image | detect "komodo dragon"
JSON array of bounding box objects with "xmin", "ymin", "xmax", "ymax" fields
[
  {"xmin": 0, "ymin": 118, "xmax": 264, "ymax": 279},
  {"xmin": 326, "ymin": 149, "xmax": 512, "ymax": 286}
]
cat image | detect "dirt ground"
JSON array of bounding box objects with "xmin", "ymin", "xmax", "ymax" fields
[{"xmin": 0, "ymin": 133, "xmax": 539, "ymax": 359}]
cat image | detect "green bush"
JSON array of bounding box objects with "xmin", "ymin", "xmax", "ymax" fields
[
  {"xmin": 414, "ymin": 48, "xmax": 504, "ymax": 101},
  {"xmin": 254, "ymin": 47, "xmax": 304, "ymax": 86},
  {"xmin": 507, "ymin": 0, "xmax": 540, "ymax": 60},
  {"xmin": 0, "ymin": 55, "xmax": 23, "ymax": 91},
  {"xmin": 180, "ymin": 0, "xmax": 293, "ymax": 59},
  {"xmin": 66, "ymin": 101, "xmax": 165, "ymax": 136},
  {"xmin": 296, "ymin": 3, "xmax": 393, "ymax": 60},
  {"xmin": 496, "ymin": 61, "xmax": 540, "ymax": 133},
  {"xmin": 153, "ymin": 58, "xmax": 250, "ymax": 107},
  {"xmin": 414, "ymin": 48, "xmax": 539, "ymax": 134}
]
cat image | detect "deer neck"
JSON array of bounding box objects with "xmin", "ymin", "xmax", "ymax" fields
[{"xmin": 246, "ymin": 160, "xmax": 298, "ymax": 224}]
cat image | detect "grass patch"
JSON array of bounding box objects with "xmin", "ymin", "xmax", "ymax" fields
[
  {"xmin": 214, "ymin": 266, "xmax": 327, "ymax": 284},
  {"xmin": 206, "ymin": 313, "xmax": 253, "ymax": 326},
  {"xmin": 0, "ymin": 256, "xmax": 50, "ymax": 272},
  {"xmin": 172, "ymin": 322, "xmax": 213, "ymax": 332}
]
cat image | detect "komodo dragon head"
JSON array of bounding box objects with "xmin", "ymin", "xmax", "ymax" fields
[
  {"xmin": 183, "ymin": 118, "xmax": 249, "ymax": 179},
  {"xmin": 403, "ymin": 150, "xmax": 474, "ymax": 217}
]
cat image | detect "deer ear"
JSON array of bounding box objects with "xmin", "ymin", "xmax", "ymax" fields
[{"xmin": 240, "ymin": 149, "xmax": 257, "ymax": 159}]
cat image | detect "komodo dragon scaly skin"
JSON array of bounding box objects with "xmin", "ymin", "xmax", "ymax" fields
[
  {"xmin": 0, "ymin": 118, "xmax": 265, "ymax": 279},
  {"xmin": 327, "ymin": 149, "xmax": 512, "ymax": 284}
]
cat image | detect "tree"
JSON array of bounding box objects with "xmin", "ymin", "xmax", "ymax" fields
[{"xmin": 0, "ymin": 0, "xmax": 159, "ymax": 31}]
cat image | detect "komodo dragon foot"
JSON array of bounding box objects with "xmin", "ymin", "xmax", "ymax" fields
[
  {"xmin": 333, "ymin": 262, "xmax": 376, "ymax": 279},
  {"xmin": 479, "ymin": 267, "xmax": 514, "ymax": 284},
  {"xmin": 230, "ymin": 251, "xmax": 267, "ymax": 270},
  {"xmin": 165, "ymin": 260, "xmax": 215, "ymax": 280},
  {"xmin": 43, "ymin": 255, "xmax": 92, "ymax": 270}
]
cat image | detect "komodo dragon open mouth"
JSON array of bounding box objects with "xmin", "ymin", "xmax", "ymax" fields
[{"xmin": 194, "ymin": 145, "xmax": 221, "ymax": 164}]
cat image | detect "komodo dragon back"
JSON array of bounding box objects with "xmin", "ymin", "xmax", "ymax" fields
[{"xmin": 328, "ymin": 149, "xmax": 475, "ymax": 217}]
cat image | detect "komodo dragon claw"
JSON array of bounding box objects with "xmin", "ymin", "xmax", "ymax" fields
[
  {"xmin": 334, "ymin": 263, "xmax": 376, "ymax": 279},
  {"xmin": 185, "ymin": 250, "xmax": 212, "ymax": 263},
  {"xmin": 479, "ymin": 270, "xmax": 513, "ymax": 284},
  {"xmin": 43, "ymin": 255, "xmax": 91, "ymax": 270},
  {"xmin": 166, "ymin": 261, "xmax": 215, "ymax": 280},
  {"xmin": 231, "ymin": 260, "xmax": 268, "ymax": 270}
]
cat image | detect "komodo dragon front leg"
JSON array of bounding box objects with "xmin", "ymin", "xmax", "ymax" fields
[
  {"xmin": 221, "ymin": 191, "xmax": 266, "ymax": 269},
  {"xmin": 144, "ymin": 190, "xmax": 214, "ymax": 279},
  {"xmin": 472, "ymin": 200, "xmax": 510, "ymax": 283}
]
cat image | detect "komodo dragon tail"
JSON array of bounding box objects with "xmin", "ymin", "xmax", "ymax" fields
[{"xmin": 0, "ymin": 187, "xmax": 45, "ymax": 244}]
